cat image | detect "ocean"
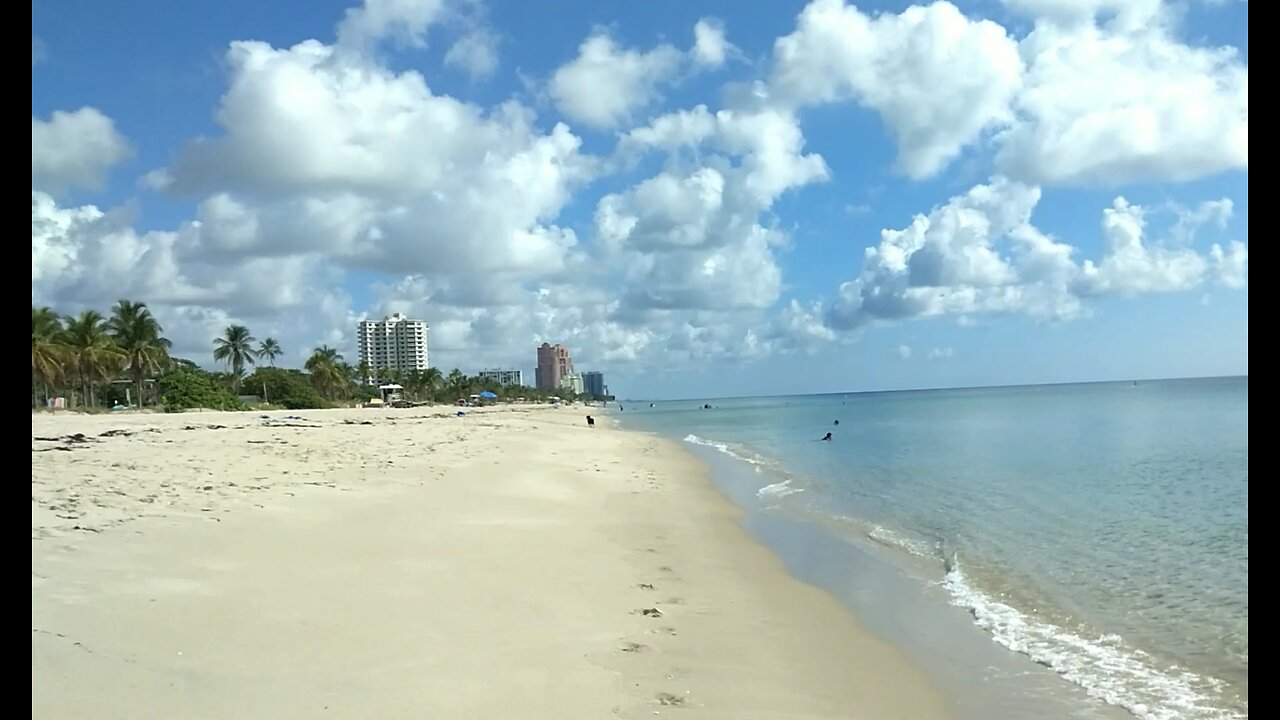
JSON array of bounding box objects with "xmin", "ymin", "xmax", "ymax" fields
[{"xmin": 617, "ymin": 377, "xmax": 1248, "ymax": 720}]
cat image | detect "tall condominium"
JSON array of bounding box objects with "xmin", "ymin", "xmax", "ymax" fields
[
  {"xmin": 582, "ymin": 371, "xmax": 605, "ymax": 398},
  {"xmin": 478, "ymin": 369, "xmax": 524, "ymax": 387},
  {"xmin": 560, "ymin": 373, "xmax": 584, "ymax": 396},
  {"xmin": 357, "ymin": 313, "xmax": 429, "ymax": 380},
  {"xmin": 536, "ymin": 343, "xmax": 573, "ymax": 391}
]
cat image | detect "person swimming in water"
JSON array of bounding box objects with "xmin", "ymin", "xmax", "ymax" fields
[
  {"xmin": 820, "ymin": 432, "xmax": 833, "ymax": 441},
  {"xmin": 833, "ymin": 419, "xmax": 839, "ymax": 426}
]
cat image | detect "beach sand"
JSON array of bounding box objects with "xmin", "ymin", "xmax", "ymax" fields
[{"xmin": 32, "ymin": 405, "xmax": 949, "ymax": 719}]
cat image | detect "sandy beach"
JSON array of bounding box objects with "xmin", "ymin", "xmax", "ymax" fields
[{"xmin": 31, "ymin": 405, "xmax": 948, "ymax": 719}]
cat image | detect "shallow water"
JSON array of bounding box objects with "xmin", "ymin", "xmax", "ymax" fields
[{"xmin": 620, "ymin": 377, "xmax": 1248, "ymax": 720}]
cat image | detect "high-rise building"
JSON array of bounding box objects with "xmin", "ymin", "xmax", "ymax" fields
[
  {"xmin": 478, "ymin": 369, "xmax": 524, "ymax": 387},
  {"xmin": 536, "ymin": 343, "xmax": 573, "ymax": 391},
  {"xmin": 560, "ymin": 373, "xmax": 584, "ymax": 396},
  {"xmin": 582, "ymin": 371, "xmax": 605, "ymax": 399},
  {"xmin": 357, "ymin": 313, "xmax": 429, "ymax": 382}
]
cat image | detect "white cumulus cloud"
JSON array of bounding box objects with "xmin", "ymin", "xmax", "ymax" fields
[
  {"xmin": 997, "ymin": 20, "xmax": 1249, "ymax": 185},
  {"xmin": 157, "ymin": 37, "xmax": 591, "ymax": 288},
  {"xmin": 828, "ymin": 178, "xmax": 1246, "ymax": 330},
  {"xmin": 1077, "ymin": 198, "xmax": 1247, "ymax": 295},
  {"xmin": 693, "ymin": 19, "xmax": 731, "ymax": 67},
  {"xmin": 769, "ymin": 0, "xmax": 1023, "ymax": 178},
  {"xmin": 549, "ymin": 32, "xmax": 683, "ymax": 130},
  {"xmin": 336, "ymin": 0, "xmax": 448, "ymax": 49},
  {"xmin": 444, "ymin": 28, "xmax": 499, "ymax": 80},
  {"xmin": 829, "ymin": 178, "xmax": 1080, "ymax": 329},
  {"xmin": 32, "ymin": 107, "xmax": 132, "ymax": 193},
  {"xmin": 598, "ymin": 106, "xmax": 827, "ymax": 315}
]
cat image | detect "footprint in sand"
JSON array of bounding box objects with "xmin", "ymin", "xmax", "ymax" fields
[
  {"xmin": 619, "ymin": 641, "xmax": 648, "ymax": 653},
  {"xmin": 633, "ymin": 607, "xmax": 663, "ymax": 617},
  {"xmin": 656, "ymin": 692, "xmax": 687, "ymax": 706},
  {"xmin": 637, "ymin": 583, "xmax": 655, "ymax": 590}
]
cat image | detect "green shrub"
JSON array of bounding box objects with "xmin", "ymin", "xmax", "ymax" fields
[
  {"xmin": 244, "ymin": 367, "xmax": 329, "ymax": 410},
  {"xmin": 157, "ymin": 368, "xmax": 247, "ymax": 412}
]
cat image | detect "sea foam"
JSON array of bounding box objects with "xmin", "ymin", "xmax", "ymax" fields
[
  {"xmin": 942, "ymin": 559, "xmax": 1243, "ymax": 720},
  {"xmin": 683, "ymin": 433, "xmax": 767, "ymax": 467},
  {"xmin": 756, "ymin": 479, "xmax": 804, "ymax": 499},
  {"xmin": 682, "ymin": 434, "xmax": 804, "ymax": 500}
]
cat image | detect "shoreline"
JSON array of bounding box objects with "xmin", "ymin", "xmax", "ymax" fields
[
  {"xmin": 32, "ymin": 405, "xmax": 949, "ymax": 719},
  {"xmin": 624, "ymin": 407, "xmax": 1243, "ymax": 720}
]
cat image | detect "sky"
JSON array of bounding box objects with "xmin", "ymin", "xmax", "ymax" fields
[{"xmin": 32, "ymin": 0, "xmax": 1249, "ymax": 399}]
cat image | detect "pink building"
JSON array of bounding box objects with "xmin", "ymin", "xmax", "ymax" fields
[{"xmin": 536, "ymin": 343, "xmax": 574, "ymax": 391}]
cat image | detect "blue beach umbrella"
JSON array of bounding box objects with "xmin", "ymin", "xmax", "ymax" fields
[{"xmin": 478, "ymin": 391, "xmax": 498, "ymax": 399}]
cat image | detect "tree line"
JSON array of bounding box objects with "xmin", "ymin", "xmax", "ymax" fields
[{"xmin": 32, "ymin": 301, "xmax": 582, "ymax": 412}]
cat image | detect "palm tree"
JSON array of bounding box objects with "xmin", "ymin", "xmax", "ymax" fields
[
  {"xmin": 63, "ymin": 310, "xmax": 123, "ymax": 407},
  {"xmin": 212, "ymin": 325, "xmax": 256, "ymax": 391},
  {"xmin": 446, "ymin": 368, "xmax": 468, "ymax": 399},
  {"xmin": 256, "ymin": 337, "xmax": 282, "ymax": 366},
  {"xmin": 356, "ymin": 360, "xmax": 373, "ymax": 386},
  {"xmin": 108, "ymin": 299, "xmax": 171, "ymax": 408},
  {"xmin": 32, "ymin": 306, "xmax": 66, "ymax": 407},
  {"xmin": 404, "ymin": 369, "xmax": 426, "ymax": 401},
  {"xmin": 423, "ymin": 367, "xmax": 444, "ymax": 401},
  {"xmin": 384, "ymin": 367, "xmax": 404, "ymax": 387},
  {"xmin": 337, "ymin": 362, "xmax": 357, "ymax": 394},
  {"xmin": 306, "ymin": 345, "xmax": 347, "ymax": 400}
]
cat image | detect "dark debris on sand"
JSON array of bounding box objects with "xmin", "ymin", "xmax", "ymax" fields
[{"xmin": 32, "ymin": 433, "xmax": 98, "ymax": 452}]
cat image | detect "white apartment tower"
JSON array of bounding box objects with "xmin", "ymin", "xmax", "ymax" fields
[
  {"xmin": 478, "ymin": 369, "xmax": 524, "ymax": 387},
  {"xmin": 357, "ymin": 313, "xmax": 429, "ymax": 380}
]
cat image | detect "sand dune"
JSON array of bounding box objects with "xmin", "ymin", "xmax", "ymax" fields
[{"xmin": 32, "ymin": 405, "xmax": 948, "ymax": 719}]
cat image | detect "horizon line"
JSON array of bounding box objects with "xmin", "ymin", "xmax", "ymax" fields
[{"xmin": 626, "ymin": 373, "xmax": 1248, "ymax": 404}]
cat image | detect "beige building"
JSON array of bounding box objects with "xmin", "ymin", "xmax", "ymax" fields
[
  {"xmin": 536, "ymin": 343, "xmax": 573, "ymax": 391},
  {"xmin": 560, "ymin": 373, "xmax": 584, "ymax": 396}
]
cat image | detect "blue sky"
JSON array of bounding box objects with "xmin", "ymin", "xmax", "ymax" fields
[{"xmin": 32, "ymin": 0, "xmax": 1249, "ymax": 398}]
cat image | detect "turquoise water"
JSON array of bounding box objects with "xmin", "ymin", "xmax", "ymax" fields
[{"xmin": 619, "ymin": 377, "xmax": 1248, "ymax": 720}]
